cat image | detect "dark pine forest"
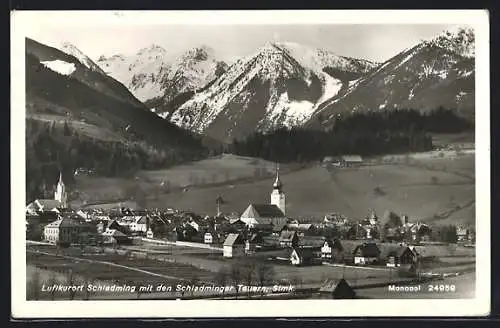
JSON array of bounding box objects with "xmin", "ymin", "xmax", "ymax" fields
[{"xmin": 229, "ymin": 108, "xmax": 473, "ymax": 163}]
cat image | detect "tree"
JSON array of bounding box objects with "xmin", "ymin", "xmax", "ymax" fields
[
  {"xmin": 27, "ymin": 268, "xmax": 41, "ymax": 300},
  {"xmin": 66, "ymin": 269, "xmax": 78, "ymax": 300},
  {"xmin": 189, "ymin": 273, "xmax": 200, "ymax": 297},
  {"xmin": 47, "ymin": 271, "xmax": 59, "ymax": 300},
  {"xmin": 240, "ymin": 261, "xmax": 256, "ymax": 297},
  {"xmin": 83, "ymin": 273, "xmax": 94, "ymax": 301},
  {"xmin": 215, "ymin": 266, "xmax": 229, "ymax": 298},
  {"xmin": 230, "ymin": 263, "xmax": 242, "ymax": 299},
  {"xmin": 256, "ymin": 263, "xmax": 275, "ymax": 298}
]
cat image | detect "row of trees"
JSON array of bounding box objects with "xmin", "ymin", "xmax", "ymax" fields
[
  {"xmin": 229, "ymin": 108, "xmax": 472, "ymax": 163},
  {"xmin": 215, "ymin": 261, "xmax": 276, "ymax": 299}
]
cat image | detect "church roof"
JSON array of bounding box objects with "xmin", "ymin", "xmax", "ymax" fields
[
  {"xmin": 33, "ymin": 199, "xmax": 63, "ymax": 210},
  {"xmin": 241, "ymin": 204, "xmax": 285, "ymax": 219}
]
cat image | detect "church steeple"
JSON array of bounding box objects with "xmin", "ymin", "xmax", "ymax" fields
[
  {"xmin": 270, "ymin": 163, "xmax": 286, "ymax": 215},
  {"xmin": 272, "ymin": 163, "xmax": 283, "ymax": 191},
  {"xmin": 58, "ymin": 172, "xmax": 64, "ymax": 187},
  {"xmin": 55, "ymin": 171, "xmax": 67, "ymax": 208}
]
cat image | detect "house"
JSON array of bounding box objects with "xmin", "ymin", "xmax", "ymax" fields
[
  {"xmin": 77, "ymin": 231, "xmax": 103, "ymax": 246},
  {"xmin": 299, "ymin": 236, "xmax": 326, "ymax": 251},
  {"xmin": 407, "ymin": 223, "xmax": 431, "ymax": 242},
  {"xmin": 286, "ymin": 223, "xmax": 316, "ymax": 236},
  {"xmin": 341, "ymin": 155, "xmax": 363, "ymax": 166},
  {"xmin": 249, "ymin": 223, "xmax": 274, "ymax": 234},
  {"xmin": 368, "ymin": 211, "xmax": 378, "ymax": 226},
  {"xmin": 279, "ymin": 231, "xmax": 299, "ymax": 248},
  {"xmin": 272, "ymin": 221, "xmax": 288, "ymax": 236},
  {"xmin": 385, "ymin": 246, "xmax": 418, "ymax": 268},
  {"xmin": 175, "ymin": 225, "xmax": 198, "ymax": 241},
  {"xmin": 230, "ymin": 218, "xmax": 247, "ymax": 232},
  {"xmin": 330, "ymin": 155, "xmax": 363, "ymax": 167},
  {"xmin": 240, "ymin": 204, "xmax": 287, "ymax": 228},
  {"xmin": 43, "ymin": 217, "xmax": 96, "ymax": 246},
  {"xmin": 290, "ymin": 247, "xmax": 314, "ymax": 266},
  {"xmin": 332, "ymin": 278, "xmax": 356, "ymax": 299},
  {"xmin": 76, "ymin": 209, "xmax": 91, "ymax": 220},
  {"xmin": 321, "ymin": 238, "xmax": 344, "ymax": 262},
  {"xmin": 26, "ymin": 212, "xmax": 60, "ymax": 241},
  {"xmin": 26, "ymin": 199, "xmax": 63, "ymax": 214},
  {"xmin": 223, "ymin": 233, "xmax": 245, "ymax": 258},
  {"xmin": 146, "ymin": 228, "xmax": 154, "ymax": 239},
  {"xmin": 204, "ymin": 232, "xmax": 215, "ymax": 244},
  {"xmin": 323, "ymin": 213, "xmax": 348, "ymax": 225},
  {"xmin": 97, "ymin": 220, "xmax": 128, "ymax": 235},
  {"xmin": 353, "ymin": 243, "xmax": 381, "ymax": 265},
  {"xmin": 130, "ymin": 216, "xmax": 149, "ymax": 233},
  {"xmin": 385, "ymin": 227, "xmax": 404, "ymax": 242},
  {"xmin": 188, "ymin": 220, "xmax": 201, "ymax": 232},
  {"xmin": 320, "ymin": 279, "xmax": 356, "ymax": 299},
  {"xmin": 456, "ymin": 226, "xmax": 469, "ymax": 242},
  {"xmin": 245, "ymin": 233, "xmax": 264, "ymax": 253},
  {"xmin": 102, "ymin": 229, "xmax": 130, "ymax": 245}
]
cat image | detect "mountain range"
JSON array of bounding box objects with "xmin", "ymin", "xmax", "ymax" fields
[
  {"xmin": 27, "ymin": 26, "xmax": 475, "ymax": 146},
  {"xmin": 96, "ymin": 45, "xmax": 228, "ymax": 120},
  {"xmin": 25, "ymin": 37, "xmax": 206, "ymax": 162}
]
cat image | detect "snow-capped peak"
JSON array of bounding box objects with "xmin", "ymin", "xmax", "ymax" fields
[
  {"xmin": 137, "ymin": 44, "xmax": 167, "ymax": 56},
  {"xmin": 170, "ymin": 41, "xmax": 377, "ymax": 140},
  {"xmin": 425, "ymin": 25, "xmax": 475, "ymax": 58},
  {"xmin": 59, "ymin": 42, "xmax": 106, "ymax": 74}
]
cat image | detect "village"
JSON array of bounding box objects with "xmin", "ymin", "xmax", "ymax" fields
[{"xmin": 25, "ymin": 161, "xmax": 476, "ymax": 300}]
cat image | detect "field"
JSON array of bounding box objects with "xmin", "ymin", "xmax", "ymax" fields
[
  {"xmin": 147, "ymin": 156, "xmax": 474, "ymax": 225},
  {"xmin": 122, "ymin": 242, "xmax": 475, "ymax": 286},
  {"xmin": 71, "ymin": 149, "xmax": 475, "ymax": 224},
  {"xmin": 26, "ymin": 236, "xmax": 476, "ymax": 300},
  {"xmin": 71, "ymin": 154, "xmax": 297, "ymax": 207},
  {"xmin": 26, "ymin": 244, "xmax": 218, "ymax": 300}
]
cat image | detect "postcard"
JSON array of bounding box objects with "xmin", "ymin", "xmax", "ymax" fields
[{"xmin": 11, "ymin": 9, "xmax": 490, "ymax": 318}]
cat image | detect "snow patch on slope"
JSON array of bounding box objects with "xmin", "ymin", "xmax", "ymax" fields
[
  {"xmin": 266, "ymin": 92, "xmax": 315, "ymax": 126},
  {"xmin": 59, "ymin": 42, "xmax": 106, "ymax": 74},
  {"xmin": 316, "ymin": 74, "xmax": 342, "ymax": 107},
  {"xmin": 41, "ymin": 60, "xmax": 76, "ymax": 75}
]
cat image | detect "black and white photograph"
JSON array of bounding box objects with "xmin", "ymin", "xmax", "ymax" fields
[{"xmin": 11, "ymin": 10, "xmax": 490, "ymax": 318}]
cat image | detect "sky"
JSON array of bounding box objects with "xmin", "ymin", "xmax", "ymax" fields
[{"xmin": 27, "ymin": 24, "xmax": 457, "ymax": 63}]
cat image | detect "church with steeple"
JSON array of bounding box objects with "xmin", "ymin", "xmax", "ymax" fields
[
  {"xmin": 239, "ymin": 164, "xmax": 288, "ymax": 228},
  {"xmin": 270, "ymin": 164, "xmax": 286, "ymax": 215},
  {"xmin": 54, "ymin": 172, "xmax": 68, "ymax": 208}
]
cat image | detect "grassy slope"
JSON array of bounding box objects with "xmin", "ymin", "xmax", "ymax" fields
[{"xmin": 72, "ymin": 153, "xmax": 475, "ymax": 225}]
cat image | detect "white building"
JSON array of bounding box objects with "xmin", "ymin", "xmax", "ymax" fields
[
  {"xmin": 204, "ymin": 232, "xmax": 214, "ymax": 244},
  {"xmin": 130, "ymin": 216, "xmax": 148, "ymax": 232},
  {"xmin": 223, "ymin": 233, "xmax": 245, "ymax": 258}
]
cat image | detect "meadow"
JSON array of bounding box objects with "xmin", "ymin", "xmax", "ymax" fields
[{"xmin": 71, "ymin": 151, "xmax": 475, "ymax": 225}]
